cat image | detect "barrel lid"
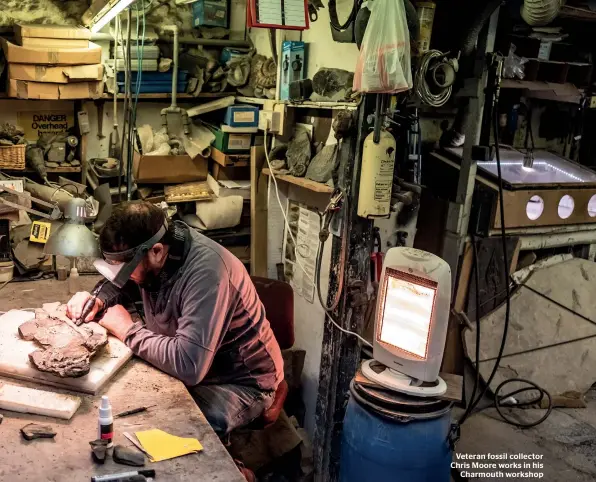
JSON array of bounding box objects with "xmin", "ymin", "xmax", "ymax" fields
[{"xmin": 351, "ymin": 379, "xmax": 452, "ymax": 422}]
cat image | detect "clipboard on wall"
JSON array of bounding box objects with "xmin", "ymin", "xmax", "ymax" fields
[{"xmin": 247, "ymin": 0, "xmax": 310, "ymax": 30}]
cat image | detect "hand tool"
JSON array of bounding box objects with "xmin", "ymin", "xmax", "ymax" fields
[
  {"xmin": 115, "ymin": 405, "xmax": 157, "ymax": 419},
  {"xmin": 78, "ymin": 279, "xmax": 109, "ymax": 325}
]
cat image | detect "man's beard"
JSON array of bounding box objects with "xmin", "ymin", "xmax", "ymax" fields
[{"xmin": 137, "ymin": 260, "xmax": 163, "ymax": 291}]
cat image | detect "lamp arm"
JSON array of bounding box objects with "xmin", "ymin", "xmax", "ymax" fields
[{"xmin": 0, "ymin": 186, "xmax": 62, "ymax": 220}]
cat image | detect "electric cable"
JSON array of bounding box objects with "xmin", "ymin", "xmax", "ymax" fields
[
  {"xmin": 414, "ymin": 50, "xmax": 453, "ymax": 107},
  {"xmin": 457, "ymin": 81, "xmax": 552, "ymax": 430},
  {"xmin": 263, "ymin": 130, "xmax": 372, "ymax": 348},
  {"xmin": 458, "ymin": 236, "xmax": 482, "ymax": 426}
]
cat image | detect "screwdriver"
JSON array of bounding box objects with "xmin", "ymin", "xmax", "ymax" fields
[{"xmin": 115, "ymin": 405, "xmax": 157, "ymax": 419}]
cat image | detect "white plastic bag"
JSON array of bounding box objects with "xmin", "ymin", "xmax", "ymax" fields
[{"xmin": 353, "ymin": 0, "xmax": 413, "ymax": 93}]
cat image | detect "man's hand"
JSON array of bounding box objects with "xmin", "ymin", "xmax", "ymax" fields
[
  {"xmin": 66, "ymin": 292, "xmax": 104, "ymax": 322},
  {"xmin": 98, "ymin": 305, "xmax": 134, "ymax": 342}
]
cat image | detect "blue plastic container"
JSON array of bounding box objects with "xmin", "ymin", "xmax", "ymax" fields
[
  {"xmin": 116, "ymin": 71, "xmax": 189, "ymax": 94},
  {"xmin": 340, "ymin": 389, "xmax": 453, "ymax": 482}
]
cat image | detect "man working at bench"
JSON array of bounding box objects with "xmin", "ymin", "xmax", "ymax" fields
[{"xmin": 67, "ymin": 201, "xmax": 284, "ymax": 435}]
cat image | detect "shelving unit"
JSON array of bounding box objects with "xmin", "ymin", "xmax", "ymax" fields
[{"xmin": 262, "ymin": 168, "xmax": 333, "ymax": 194}]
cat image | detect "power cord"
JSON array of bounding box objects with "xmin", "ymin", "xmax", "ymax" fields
[
  {"xmin": 457, "ymin": 60, "xmax": 552, "ymax": 430},
  {"xmin": 263, "ymin": 130, "xmax": 372, "ymax": 348}
]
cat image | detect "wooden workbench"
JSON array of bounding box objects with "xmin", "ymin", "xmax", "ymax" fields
[{"xmin": 0, "ymin": 277, "xmax": 245, "ymax": 482}]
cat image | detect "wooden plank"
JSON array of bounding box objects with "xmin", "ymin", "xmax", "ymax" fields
[
  {"xmin": 354, "ymin": 369, "xmax": 463, "ymax": 403},
  {"xmin": 262, "ymin": 168, "xmax": 333, "ymax": 194},
  {"xmin": 164, "ymin": 181, "xmax": 215, "ymax": 203},
  {"xmin": 466, "ymin": 236, "xmax": 521, "ymax": 320},
  {"xmin": 442, "ymin": 241, "xmax": 474, "ymax": 375},
  {"xmin": 210, "ymin": 147, "xmax": 250, "ymax": 168},
  {"xmin": 187, "ymin": 96, "xmax": 235, "ymax": 118},
  {"xmin": 494, "ymin": 187, "xmax": 596, "ymax": 229},
  {"xmin": 0, "ymin": 381, "xmax": 81, "ymax": 420},
  {"xmin": 251, "ymin": 146, "xmax": 268, "ymax": 277}
]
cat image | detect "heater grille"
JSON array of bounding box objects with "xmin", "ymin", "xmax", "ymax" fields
[{"xmin": 376, "ymin": 268, "xmax": 438, "ymax": 360}]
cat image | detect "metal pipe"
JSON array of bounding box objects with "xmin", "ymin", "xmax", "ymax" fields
[
  {"xmin": 91, "ymin": 31, "xmax": 252, "ymax": 48},
  {"xmin": 158, "ymin": 35, "xmax": 252, "ymax": 48},
  {"xmin": 519, "ymin": 230, "xmax": 596, "ymax": 250},
  {"xmin": 373, "ymin": 94, "xmax": 382, "ymax": 144}
]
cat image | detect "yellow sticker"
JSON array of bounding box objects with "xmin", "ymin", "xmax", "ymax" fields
[{"xmin": 30, "ymin": 221, "xmax": 51, "ymax": 244}]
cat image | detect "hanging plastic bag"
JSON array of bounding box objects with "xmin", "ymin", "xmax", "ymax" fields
[{"xmin": 353, "ymin": 0, "xmax": 413, "ymax": 94}]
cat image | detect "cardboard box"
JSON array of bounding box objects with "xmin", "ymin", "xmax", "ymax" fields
[
  {"xmin": 1, "ymin": 38, "xmax": 101, "ymax": 65},
  {"xmin": 192, "ymin": 0, "xmax": 229, "ymax": 28},
  {"xmin": 9, "ymin": 63, "xmax": 103, "ymax": 84},
  {"xmin": 9, "ymin": 79, "xmax": 104, "ymax": 100},
  {"xmin": 133, "ymin": 152, "xmax": 208, "ymax": 184},
  {"xmin": 211, "ymin": 146, "xmax": 250, "ymax": 167},
  {"xmin": 280, "ymin": 41, "xmax": 306, "ymax": 101},
  {"xmin": 15, "ymin": 24, "xmax": 92, "ymax": 41},
  {"xmin": 224, "ymin": 105, "xmax": 260, "ymax": 128},
  {"xmin": 19, "ymin": 38, "xmax": 90, "ymax": 49},
  {"xmin": 208, "ymin": 125, "xmax": 253, "ymax": 153},
  {"xmin": 211, "ymin": 162, "xmax": 250, "ymax": 181}
]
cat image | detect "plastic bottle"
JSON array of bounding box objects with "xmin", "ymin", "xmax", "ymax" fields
[
  {"xmin": 68, "ymin": 267, "xmax": 80, "ymax": 295},
  {"xmin": 98, "ymin": 395, "xmax": 114, "ymax": 448}
]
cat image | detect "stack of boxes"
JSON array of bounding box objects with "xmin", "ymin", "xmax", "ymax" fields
[
  {"xmin": 3, "ymin": 24, "xmax": 104, "ymax": 100},
  {"xmin": 208, "ymin": 104, "xmax": 260, "ymax": 181}
]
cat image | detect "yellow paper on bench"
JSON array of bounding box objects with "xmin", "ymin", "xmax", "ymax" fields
[{"xmin": 135, "ymin": 429, "xmax": 203, "ymax": 462}]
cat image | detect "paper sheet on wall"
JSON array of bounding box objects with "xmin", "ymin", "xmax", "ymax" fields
[{"xmin": 283, "ymin": 200, "xmax": 318, "ymax": 303}]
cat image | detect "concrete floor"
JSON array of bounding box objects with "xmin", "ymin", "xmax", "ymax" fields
[{"xmin": 455, "ymin": 387, "xmax": 596, "ymax": 482}]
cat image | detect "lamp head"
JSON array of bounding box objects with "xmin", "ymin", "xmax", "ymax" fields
[{"xmin": 44, "ymin": 198, "xmax": 100, "ymax": 258}]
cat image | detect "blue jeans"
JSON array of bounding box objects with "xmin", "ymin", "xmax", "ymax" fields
[{"xmin": 190, "ymin": 384, "xmax": 275, "ymax": 435}]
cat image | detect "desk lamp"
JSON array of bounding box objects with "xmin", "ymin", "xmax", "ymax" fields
[
  {"xmin": 44, "ymin": 198, "xmax": 100, "ymax": 294},
  {"xmin": 361, "ymin": 247, "xmax": 451, "ymax": 397}
]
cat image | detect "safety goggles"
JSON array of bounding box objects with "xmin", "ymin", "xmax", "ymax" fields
[{"xmin": 93, "ymin": 223, "xmax": 167, "ymax": 288}]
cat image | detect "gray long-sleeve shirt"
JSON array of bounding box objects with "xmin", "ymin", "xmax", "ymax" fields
[{"xmin": 100, "ymin": 226, "xmax": 284, "ymax": 391}]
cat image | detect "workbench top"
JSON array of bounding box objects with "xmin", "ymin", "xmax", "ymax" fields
[{"xmin": 0, "ymin": 277, "xmax": 245, "ymax": 482}]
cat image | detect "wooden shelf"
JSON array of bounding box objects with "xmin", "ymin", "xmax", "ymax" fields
[
  {"xmin": 501, "ymin": 79, "xmax": 582, "ymax": 103},
  {"xmin": 102, "ymin": 92, "xmax": 231, "ymax": 101},
  {"xmin": 236, "ymin": 96, "xmax": 359, "ymax": 110},
  {"xmin": 262, "ymin": 168, "xmax": 333, "ymax": 193},
  {"xmin": 560, "ymin": 5, "xmax": 596, "ymax": 22},
  {"xmin": 0, "ymin": 93, "xmax": 231, "ymax": 102},
  {"xmin": 1, "ymin": 167, "xmax": 81, "ymax": 173}
]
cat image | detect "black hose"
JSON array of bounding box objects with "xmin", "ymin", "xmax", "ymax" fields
[
  {"xmin": 329, "ymin": 0, "xmax": 360, "ymax": 32},
  {"xmin": 460, "ymin": 0, "xmax": 502, "ymax": 58}
]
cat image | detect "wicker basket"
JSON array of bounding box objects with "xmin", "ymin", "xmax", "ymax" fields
[{"xmin": 0, "ymin": 144, "xmax": 26, "ymax": 170}]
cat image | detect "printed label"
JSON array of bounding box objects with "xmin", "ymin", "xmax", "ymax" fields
[
  {"xmin": 233, "ymin": 111, "xmax": 255, "ymax": 123},
  {"xmin": 228, "ymin": 134, "xmax": 251, "ymax": 149}
]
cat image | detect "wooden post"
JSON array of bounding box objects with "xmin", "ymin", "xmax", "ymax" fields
[
  {"xmin": 251, "ymin": 146, "xmax": 268, "ymax": 277},
  {"xmin": 313, "ymin": 95, "xmax": 375, "ymax": 482}
]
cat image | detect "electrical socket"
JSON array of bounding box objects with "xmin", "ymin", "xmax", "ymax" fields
[
  {"xmin": 258, "ymin": 110, "xmax": 282, "ymax": 133},
  {"xmin": 258, "ymin": 110, "xmax": 273, "ymax": 131}
]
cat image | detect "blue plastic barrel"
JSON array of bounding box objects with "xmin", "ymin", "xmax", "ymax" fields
[{"xmin": 340, "ymin": 382, "xmax": 453, "ymax": 482}]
